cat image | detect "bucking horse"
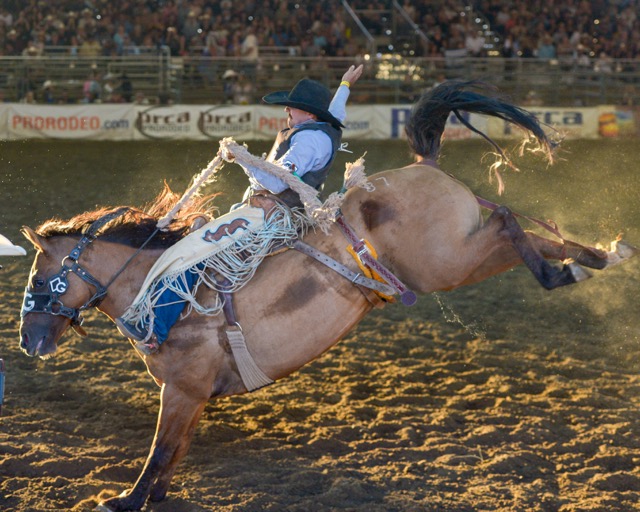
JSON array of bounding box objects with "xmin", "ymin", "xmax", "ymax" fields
[{"xmin": 18, "ymin": 82, "xmax": 636, "ymax": 511}]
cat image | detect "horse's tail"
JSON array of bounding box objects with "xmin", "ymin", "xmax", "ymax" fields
[{"xmin": 406, "ymin": 80, "xmax": 557, "ymax": 191}]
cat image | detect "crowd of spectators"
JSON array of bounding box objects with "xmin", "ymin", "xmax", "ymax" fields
[
  {"xmin": 0, "ymin": 1, "xmax": 639, "ymax": 104},
  {"xmin": 1, "ymin": 0, "xmax": 638, "ymax": 62},
  {"xmin": 0, "ymin": 0, "xmax": 358, "ymax": 59}
]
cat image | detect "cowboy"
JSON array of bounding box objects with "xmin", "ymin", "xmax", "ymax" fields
[{"xmin": 116, "ymin": 64, "xmax": 364, "ymax": 354}]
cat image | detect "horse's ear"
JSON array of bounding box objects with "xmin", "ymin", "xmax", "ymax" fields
[{"xmin": 21, "ymin": 226, "xmax": 46, "ymax": 252}]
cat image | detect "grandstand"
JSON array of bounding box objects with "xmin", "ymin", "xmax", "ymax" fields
[{"xmin": 0, "ymin": 1, "xmax": 638, "ymax": 106}]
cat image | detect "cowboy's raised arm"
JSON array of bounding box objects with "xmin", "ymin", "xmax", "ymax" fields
[{"xmin": 329, "ymin": 64, "xmax": 364, "ymax": 123}]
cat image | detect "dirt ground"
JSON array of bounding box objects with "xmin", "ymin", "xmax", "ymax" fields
[
  {"xmin": 1, "ymin": 139, "xmax": 639, "ymax": 511},
  {"xmin": 1, "ymin": 251, "xmax": 639, "ymax": 511}
]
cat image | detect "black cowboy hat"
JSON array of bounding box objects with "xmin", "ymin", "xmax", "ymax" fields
[{"xmin": 263, "ymin": 78, "xmax": 344, "ymax": 128}]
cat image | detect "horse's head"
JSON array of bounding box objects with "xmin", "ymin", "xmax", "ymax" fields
[
  {"xmin": 19, "ymin": 227, "xmax": 100, "ymax": 358},
  {"xmin": 18, "ymin": 188, "xmax": 218, "ymax": 359}
]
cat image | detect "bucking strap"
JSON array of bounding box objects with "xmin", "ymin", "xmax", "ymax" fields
[
  {"xmin": 292, "ymin": 240, "xmax": 397, "ymax": 297},
  {"xmin": 334, "ymin": 211, "xmax": 417, "ymax": 306}
]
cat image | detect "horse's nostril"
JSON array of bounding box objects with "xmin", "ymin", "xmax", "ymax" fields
[{"xmin": 20, "ymin": 334, "xmax": 28, "ymax": 350}]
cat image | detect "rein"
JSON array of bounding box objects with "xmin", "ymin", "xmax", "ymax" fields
[{"xmin": 21, "ymin": 208, "xmax": 157, "ymax": 335}]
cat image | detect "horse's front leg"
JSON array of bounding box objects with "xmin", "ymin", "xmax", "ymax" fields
[
  {"xmin": 97, "ymin": 384, "xmax": 207, "ymax": 512},
  {"xmin": 148, "ymin": 399, "xmax": 206, "ymax": 502}
]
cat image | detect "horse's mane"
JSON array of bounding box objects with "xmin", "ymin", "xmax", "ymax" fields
[{"xmin": 36, "ymin": 183, "xmax": 218, "ymax": 248}]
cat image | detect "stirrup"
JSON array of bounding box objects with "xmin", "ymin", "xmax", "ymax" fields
[{"xmin": 134, "ymin": 337, "xmax": 160, "ymax": 356}]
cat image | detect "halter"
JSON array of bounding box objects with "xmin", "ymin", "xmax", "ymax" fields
[{"xmin": 21, "ymin": 208, "xmax": 132, "ymax": 334}]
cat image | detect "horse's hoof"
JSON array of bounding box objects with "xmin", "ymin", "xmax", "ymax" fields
[
  {"xmin": 613, "ymin": 240, "xmax": 638, "ymax": 260},
  {"xmin": 567, "ymin": 262, "xmax": 592, "ymax": 282},
  {"xmin": 604, "ymin": 240, "xmax": 638, "ymax": 267}
]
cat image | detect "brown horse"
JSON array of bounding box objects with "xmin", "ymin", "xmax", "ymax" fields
[{"xmin": 19, "ymin": 82, "xmax": 636, "ymax": 511}]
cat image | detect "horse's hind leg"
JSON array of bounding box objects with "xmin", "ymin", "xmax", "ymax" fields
[
  {"xmin": 458, "ymin": 206, "xmax": 585, "ymax": 290},
  {"xmin": 529, "ymin": 233, "xmax": 638, "ymax": 270}
]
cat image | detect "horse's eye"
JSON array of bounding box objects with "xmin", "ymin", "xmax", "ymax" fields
[{"xmin": 34, "ymin": 278, "xmax": 45, "ymax": 288}]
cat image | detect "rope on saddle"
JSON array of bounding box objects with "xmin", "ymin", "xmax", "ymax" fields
[{"xmin": 220, "ymin": 139, "xmax": 372, "ymax": 233}]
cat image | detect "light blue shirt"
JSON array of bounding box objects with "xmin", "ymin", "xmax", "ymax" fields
[{"xmin": 243, "ymin": 84, "xmax": 350, "ymax": 193}]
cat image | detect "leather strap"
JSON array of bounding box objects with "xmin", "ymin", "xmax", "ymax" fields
[
  {"xmin": 292, "ymin": 240, "xmax": 397, "ymax": 297},
  {"xmin": 334, "ymin": 211, "xmax": 417, "ymax": 306}
]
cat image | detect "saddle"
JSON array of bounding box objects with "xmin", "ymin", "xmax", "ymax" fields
[{"xmin": 215, "ymin": 192, "xmax": 414, "ymax": 392}]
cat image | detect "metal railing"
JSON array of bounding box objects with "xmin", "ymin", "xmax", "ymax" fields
[{"xmin": 1, "ymin": 50, "xmax": 638, "ymax": 107}]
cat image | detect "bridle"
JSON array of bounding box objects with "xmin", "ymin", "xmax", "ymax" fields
[{"xmin": 21, "ymin": 207, "xmax": 153, "ymax": 336}]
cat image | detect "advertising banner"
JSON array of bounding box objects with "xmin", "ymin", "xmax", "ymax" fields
[
  {"xmin": 486, "ymin": 107, "xmax": 603, "ymax": 140},
  {"xmin": 132, "ymin": 104, "xmax": 201, "ymax": 140},
  {"xmin": 598, "ymin": 106, "xmax": 638, "ymax": 137},
  {"xmin": 0, "ymin": 105, "xmax": 8, "ymax": 140},
  {"xmin": 133, "ymin": 104, "xmax": 255, "ymax": 141},
  {"xmin": 4, "ymin": 104, "xmax": 133, "ymax": 140},
  {"xmin": 372, "ymin": 105, "xmax": 487, "ymax": 140},
  {"xmin": 0, "ymin": 104, "xmax": 634, "ymax": 141}
]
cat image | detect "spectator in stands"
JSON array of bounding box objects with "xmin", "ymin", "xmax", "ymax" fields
[
  {"xmin": 102, "ymin": 73, "xmax": 119, "ymax": 102},
  {"xmin": 82, "ymin": 71, "xmax": 102, "ymax": 103},
  {"xmin": 536, "ymin": 34, "xmax": 556, "ymax": 60},
  {"xmin": 1, "ymin": 0, "xmax": 640, "ymax": 87},
  {"xmin": 575, "ymin": 44, "xmax": 591, "ymax": 70},
  {"xmin": 240, "ymin": 25, "xmax": 259, "ymax": 61},
  {"xmin": 78, "ymin": 32, "xmax": 102, "ymax": 57},
  {"xmin": 300, "ymin": 35, "xmax": 321, "ymax": 58},
  {"xmin": 181, "ymin": 11, "xmax": 201, "ymax": 48},
  {"xmin": 163, "ymin": 26, "xmax": 182, "ymax": 56},
  {"xmin": 555, "ymin": 34, "xmax": 574, "ymax": 67},
  {"xmin": 0, "ymin": 7, "xmax": 13, "ymax": 28},
  {"xmin": 134, "ymin": 91, "xmax": 149, "ymax": 105},
  {"xmin": 20, "ymin": 90, "xmax": 35, "ymax": 104},
  {"xmin": 594, "ymin": 52, "xmax": 614, "ymax": 74},
  {"xmin": 78, "ymin": 8, "xmax": 96, "ymax": 34},
  {"xmin": 42, "ymin": 80, "xmax": 55, "ymax": 104},
  {"xmin": 205, "ymin": 23, "xmax": 227, "ymax": 57},
  {"xmin": 233, "ymin": 73, "xmax": 254, "ymax": 105},
  {"xmin": 113, "ymin": 24, "xmax": 128, "ymax": 56},
  {"xmin": 222, "ymin": 69, "xmax": 238, "ymax": 103},
  {"xmin": 523, "ymin": 90, "xmax": 543, "ymax": 106},
  {"xmin": 120, "ymin": 73, "xmax": 133, "ymax": 102},
  {"xmin": 465, "ymin": 28, "xmax": 485, "ymax": 57}
]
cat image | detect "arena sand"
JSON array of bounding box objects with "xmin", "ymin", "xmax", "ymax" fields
[{"xmin": 0, "ymin": 139, "xmax": 639, "ymax": 511}]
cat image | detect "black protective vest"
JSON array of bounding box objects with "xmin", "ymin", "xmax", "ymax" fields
[{"xmin": 266, "ymin": 122, "xmax": 342, "ymax": 207}]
